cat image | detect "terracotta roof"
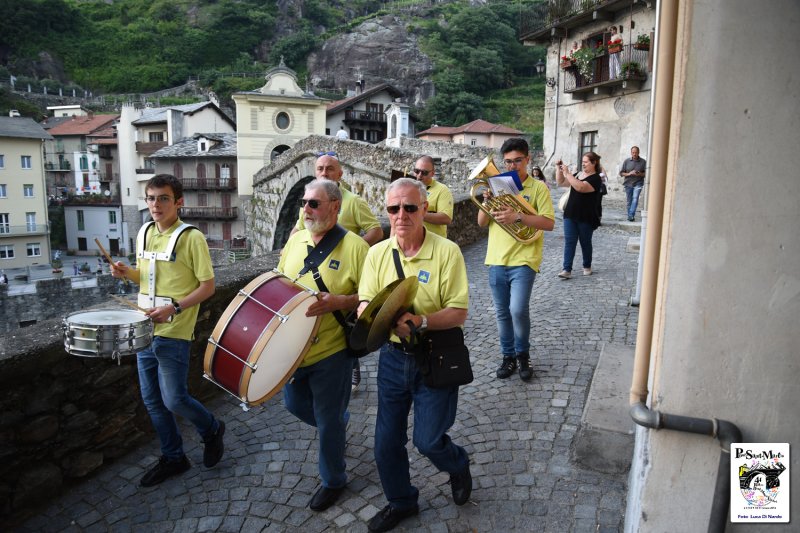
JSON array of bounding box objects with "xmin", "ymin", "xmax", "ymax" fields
[
  {"xmin": 47, "ymin": 114, "xmax": 119, "ymax": 136},
  {"xmin": 326, "ymin": 84, "xmax": 404, "ymax": 114},
  {"xmin": 417, "ymin": 119, "xmax": 522, "ymax": 137}
]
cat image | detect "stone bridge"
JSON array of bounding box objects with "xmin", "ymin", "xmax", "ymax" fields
[{"xmin": 247, "ymin": 135, "xmax": 496, "ymax": 253}]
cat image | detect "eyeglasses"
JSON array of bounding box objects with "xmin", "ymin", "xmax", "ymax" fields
[
  {"xmin": 316, "ymin": 151, "xmax": 338, "ymax": 158},
  {"xmin": 386, "ymin": 204, "xmax": 421, "ymax": 215},
  {"xmin": 503, "ymin": 157, "xmax": 527, "ymax": 166},
  {"xmin": 145, "ymin": 195, "xmax": 174, "ymax": 204},
  {"xmin": 299, "ymin": 198, "xmax": 332, "ymax": 209},
  {"xmin": 412, "ymin": 168, "xmax": 431, "ymax": 176}
]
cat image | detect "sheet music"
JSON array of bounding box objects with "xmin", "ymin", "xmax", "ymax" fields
[{"xmin": 487, "ymin": 171, "xmax": 523, "ymax": 196}]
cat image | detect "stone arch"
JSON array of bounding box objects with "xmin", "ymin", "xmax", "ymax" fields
[
  {"xmin": 262, "ymin": 138, "xmax": 295, "ymax": 165},
  {"xmin": 273, "ymin": 175, "xmax": 314, "ymax": 250}
]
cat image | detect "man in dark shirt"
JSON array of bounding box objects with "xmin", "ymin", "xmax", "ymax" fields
[{"xmin": 620, "ymin": 146, "xmax": 647, "ymax": 221}]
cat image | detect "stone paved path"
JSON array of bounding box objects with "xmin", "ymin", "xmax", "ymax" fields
[{"xmin": 14, "ymin": 216, "xmax": 639, "ymax": 533}]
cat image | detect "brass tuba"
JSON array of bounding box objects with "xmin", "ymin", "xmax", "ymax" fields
[{"xmin": 469, "ymin": 155, "xmax": 543, "ymax": 244}]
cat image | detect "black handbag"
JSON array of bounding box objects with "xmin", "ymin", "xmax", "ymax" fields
[{"xmin": 404, "ymin": 322, "xmax": 473, "ymax": 389}]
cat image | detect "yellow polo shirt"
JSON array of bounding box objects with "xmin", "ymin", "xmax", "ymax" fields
[
  {"xmin": 294, "ymin": 187, "xmax": 381, "ymax": 236},
  {"xmin": 278, "ymin": 228, "xmax": 369, "ymax": 366},
  {"xmin": 137, "ymin": 219, "xmax": 214, "ymax": 340},
  {"xmin": 484, "ymin": 177, "xmax": 554, "ymax": 271},
  {"xmin": 424, "ymin": 179, "xmax": 454, "ymax": 238},
  {"xmin": 359, "ymin": 231, "xmax": 468, "ymax": 343}
]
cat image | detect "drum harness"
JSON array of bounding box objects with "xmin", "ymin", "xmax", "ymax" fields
[{"xmin": 136, "ymin": 221, "xmax": 197, "ymax": 320}]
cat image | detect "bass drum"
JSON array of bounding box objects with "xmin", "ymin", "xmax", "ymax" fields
[{"xmin": 204, "ymin": 271, "xmax": 320, "ymax": 407}]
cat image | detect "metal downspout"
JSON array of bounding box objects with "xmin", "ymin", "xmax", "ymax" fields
[
  {"xmin": 542, "ymin": 37, "xmax": 562, "ymax": 170},
  {"xmin": 628, "ymin": 2, "xmax": 743, "ymax": 531}
]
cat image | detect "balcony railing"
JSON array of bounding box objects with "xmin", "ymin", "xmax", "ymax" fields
[
  {"xmin": 44, "ymin": 159, "xmax": 72, "ymax": 171},
  {"xmin": 563, "ymin": 45, "xmax": 648, "ymax": 94},
  {"xmin": 180, "ymin": 207, "xmax": 238, "ymax": 220},
  {"xmin": 135, "ymin": 141, "xmax": 167, "ymax": 155},
  {"xmin": 0, "ymin": 224, "xmax": 49, "ymax": 236},
  {"xmin": 181, "ymin": 177, "xmax": 238, "ymax": 190},
  {"xmin": 520, "ymin": 0, "xmax": 649, "ymax": 43},
  {"xmin": 98, "ymin": 172, "xmax": 120, "ymax": 182},
  {"xmin": 344, "ymin": 110, "xmax": 386, "ymax": 123}
]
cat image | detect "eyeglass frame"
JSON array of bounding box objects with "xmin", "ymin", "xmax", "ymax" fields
[
  {"xmin": 315, "ymin": 151, "xmax": 338, "ymax": 158},
  {"xmin": 502, "ymin": 156, "xmax": 528, "ymax": 167},
  {"xmin": 386, "ymin": 203, "xmax": 423, "ymax": 215},
  {"xmin": 144, "ymin": 195, "xmax": 175, "ymax": 205},
  {"xmin": 412, "ymin": 168, "xmax": 431, "ymax": 177}
]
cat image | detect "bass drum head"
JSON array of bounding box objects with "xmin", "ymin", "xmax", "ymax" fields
[{"xmin": 244, "ymin": 293, "xmax": 319, "ymax": 405}]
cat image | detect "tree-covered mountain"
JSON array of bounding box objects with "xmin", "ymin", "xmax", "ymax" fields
[{"xmin": 0, "ymin": 0, "xmax": 546, "ymax": 144}]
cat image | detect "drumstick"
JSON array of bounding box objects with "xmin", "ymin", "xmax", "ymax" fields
[
  {"xmin": 95, "ymin": 237, "xmax": 129, "ymax": 285},
  {"xmin": 110, "ymin": 294, "xmax": 148, "ymax": 313}
]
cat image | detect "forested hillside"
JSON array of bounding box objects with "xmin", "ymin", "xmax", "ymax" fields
[{"xmin": 0, "ymin": 0, "xmax": 546, "ymax": 143}]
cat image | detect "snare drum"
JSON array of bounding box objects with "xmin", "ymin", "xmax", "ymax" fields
[
  {"xmin": 63, "ymin": 309, "xmax": 152, "ymax": 358},
  {"xmin": 204, "ymin": 271, "xmax": 321, "ymax": 407}
]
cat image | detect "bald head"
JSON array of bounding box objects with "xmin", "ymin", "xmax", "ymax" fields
[{"xmin": 315, "ymin": 155, "xmax": 343, "ymax": 182}]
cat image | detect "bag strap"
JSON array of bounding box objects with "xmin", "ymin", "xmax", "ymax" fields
[
  {"xmin": 302, "ymin": 224, "xmax": 350, "ymax": 330},
  {"xmin": 392, "ymin": 248, "xmax": 405, "ymax": 279}
]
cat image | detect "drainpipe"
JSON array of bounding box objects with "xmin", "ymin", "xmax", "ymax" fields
[
  {"xmin": 628, "ymin": 2, "xmax": 743, "ymax": 531},
  {"xmin": 542, "ymin": 37, "xmax": 563, "ymax": 171}
]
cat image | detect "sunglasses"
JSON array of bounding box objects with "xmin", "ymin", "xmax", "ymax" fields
[
  {"xmin": 299, "ymin": 198, "xmax": 332, "ymax": 209},
  {"xmin": 316, "ymin": 151, "xmax": 338, "ymax": 158},
  {"xmin": 386, "ymin": 204, "xmax": 421, "ymax": 215},
  {"xmin": 412, "ymin": 168, "xmax": 430, "ymax": 176}
]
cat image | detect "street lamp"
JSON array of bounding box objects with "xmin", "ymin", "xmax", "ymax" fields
[{"xmin": 535, "ymin": 59, "xmax": 545, "ymax": 76}]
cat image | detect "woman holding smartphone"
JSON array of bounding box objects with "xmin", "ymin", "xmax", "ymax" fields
[{"xmin": 555, "ymin": 153, "xmax": 603, "ymax": 279}]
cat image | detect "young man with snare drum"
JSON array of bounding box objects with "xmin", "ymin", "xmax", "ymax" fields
[
  {"xmin": 110, "ymin": 174, "xmax": 225, "ymax": 487},
  {"xmin": 357, "ymin": 178, "xmax": 471, "ymax": 532},
  {"xmin": 279, "ymin": 179, "xmax": 369, "ymax": 512},
  {"xmin": 477, "ymin": 138, "xmax": 555, "ymax": 382}
]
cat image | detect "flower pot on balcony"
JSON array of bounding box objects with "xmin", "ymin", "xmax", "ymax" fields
[
  {"xmin": 633, "ymin": 43, "xmax": 650, "ymax": 51},
  {"xmin": 560, "ymin": 60, "xmax": 573, "ymax": 69},
  {"xmin": 52, "ymin": 270, "xmax": 64, "ymax": 279},
  {"xmin": 608, "ymin": 44, "xmax": 623, "ymax": 54}
]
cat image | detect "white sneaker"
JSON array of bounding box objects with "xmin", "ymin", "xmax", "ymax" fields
[
  {"xmin": 558, "ymin": 270, "xmax": 572, "ymax": 279},
  {"xmin": 583, "ymin": 268, "xmax": 592, "ymax": 276}
]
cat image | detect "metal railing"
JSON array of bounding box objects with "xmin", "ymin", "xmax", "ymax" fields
[
  {"xmin": 180, "ymin": 207, "xmax": 238, "ymax": 219},
  {"xmin": 563, "ymin": 44, "xmax": 648, "ymax": 92},
  {"xmin": 344, "ymin": 110, "xmax": 386, "ymax": 122},
  {"xmin": 180, "ymin": 178, "xmax": 238, "ymax": 190},
  {"xmin": 0, "ymin": 224, "xmax": 49, "ymax": 236}
]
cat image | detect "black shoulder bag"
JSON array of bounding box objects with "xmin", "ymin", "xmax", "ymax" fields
[
  {"xmin": 393, "ymin": 250, "xmax": 473, "ymax": 389},
  {"xmin": 299, "ymin": 225, "xmax": 368, "ymax": 358}
]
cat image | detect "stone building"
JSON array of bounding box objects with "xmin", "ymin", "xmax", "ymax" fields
[
  {"xmin": 521, "ymin": 0, "xmax": 655, "ymax": 202},
  {"xmin": 0, "ymin": 116, "xmax": 53, "ymax": 269},
  {"xmin": 325, "ymin": 82, "xmax": 410, "ymax": 143}
]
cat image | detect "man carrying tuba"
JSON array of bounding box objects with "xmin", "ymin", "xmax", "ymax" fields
[{"xmin": 477, "ymin": 138, "xmax": 555, "ymax": 381}]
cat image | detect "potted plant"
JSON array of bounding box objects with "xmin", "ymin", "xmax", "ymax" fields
[
  {"xmin": 560, "ymin": 55, "xmax": 573, "ymax": 69},
  {"xmin": 607, "ymin": 39, "xmax": 623, "ymax": 54},
  {"xmin": 621, "ymin": 61, "xmax": 642, "ymax": 78},
  {"xmin": 634, "ymin": 34, "xmax": 651, "ymax": 50},
  {"xmin": 572, "ymin": 46, "xmax": 597, "ymax": 80},
  {"xmin": 51, "ymin": 258, "xmax": 64, "ymax": 279}
]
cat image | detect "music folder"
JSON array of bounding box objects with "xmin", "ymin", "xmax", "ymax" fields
[{"xmin": 487, "ymin": 170, "xmax": 523, "ymax": 197}]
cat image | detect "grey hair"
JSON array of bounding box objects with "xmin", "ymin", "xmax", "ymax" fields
[
  {"xmin": 387, "ymin": 177, "xmax": 427, "ymax": 201},
  {"xmin": 306, "ymin": 179, "xmax": 342, "ymax": 202}
]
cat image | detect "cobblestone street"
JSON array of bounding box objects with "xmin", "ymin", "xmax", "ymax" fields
[{"xmin": 14, "ymin": 218, "xmax": 640, "ymax": 533}]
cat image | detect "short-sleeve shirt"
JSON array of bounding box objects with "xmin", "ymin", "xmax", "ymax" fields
[
  {"xmin": 138, "ymin": 219, "xmax": 214, "ymax": 340},
  {"xmin": 359, "ymin": 232, "xmax": 468, "ymax": 343},
  {"xmin": 424, "ymin": 179, "xmax": 454, "ymax": 238},
  {"xmin": 294, "ymin": 186, "xmax": 380, "ymax": 236},
  {"xmin": 621, "ymin": 157, "xmax": 647, "ymax": 188},
  {"xmin": 484, "ymin": 177, "xmax": 555, "ymax": 272},
  {"xmin": 564, "ymin": 173, "xmax": 602, "ymax": 229},
  {"xmin": 278, "ymin": 228, "xmax": 368, "ymax": 366}
]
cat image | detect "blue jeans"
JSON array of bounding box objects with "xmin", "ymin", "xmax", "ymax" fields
[
  {"xmin": 562, "ymin": 217, "xmax": 595, "ymax": 272},
  {"xmin": 488, "ymin": 265, "xmax": 536, "ymax": 356},
  {"xmin": 137, "ymin": 336, "xmax": 218, "ymax": 460},
  {"xmin": 283, "ymin": 348, "xmax": 352, "ymax": 489},
  {"xmin": 625, "ymin": 184, "xmax": 643, "ymax": 219},
  {"xmin": 374, "ymin": 344, "xmax": 469, "ymax": 510}
]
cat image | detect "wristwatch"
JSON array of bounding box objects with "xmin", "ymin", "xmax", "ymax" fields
[
  {"xmin": 419, "ymin": 315, "xmax": 428, "ymax": 332},
  {"xmin": 172, "ymin": 300, "xmax": 182, "ymax": 315},
  {"xmin": 515, "ymin": 213, "xmax": 523, "ymax": 224}
]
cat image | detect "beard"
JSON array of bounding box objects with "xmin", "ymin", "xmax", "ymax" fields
[{"xmin": 306, "ymin": 212, "xmax": 335, "ymax": 234}]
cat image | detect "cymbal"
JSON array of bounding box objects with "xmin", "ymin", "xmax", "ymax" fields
[{"xmin": 349, "ymin": 276, "xmax": 419, "ymax": 353}]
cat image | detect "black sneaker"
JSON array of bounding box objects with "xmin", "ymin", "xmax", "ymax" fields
[
  {"xmin": 517, "ymin": 356, "xmax": 533, "ymax": 381},
  {"xmin": 139, "ymin": 455, "xmax": 191, "ymax": 487},
  {"xmin": 203, "ymin": 420, "xmax": 225, "ymax": 467},
  {"xmin": 352, "ymin": 365, "xmax": 361, "ymax": 392},
  {"xmin": 496, "ymin": 357, "xmax": 517, "ymax": 379},
  {"xmin": 450, "ymin": 464, "xmax": 472, "ymax": 505},
  {"xmin": 368, "ymin": 504, "xmax": 419, "ymax": 533}
]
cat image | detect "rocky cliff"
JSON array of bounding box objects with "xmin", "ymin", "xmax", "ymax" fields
[{"xmin": 307, "ymin": 15, "xmax": 435, "ymax": 106}]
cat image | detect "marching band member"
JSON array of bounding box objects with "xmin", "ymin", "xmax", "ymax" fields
[
  {"xmin": 478, "ymin": 138, "xmax": 555, "ymax": 382},
  {"xmin": 358, "ymin": 178, "xmax": 471, "ymax": 532},
  {"xmin": 110, "ymin": 174, "xmax": 225, "ymax": 487},
  {"xmin": 411, "ymin": 155, "xmax": 454, "ymax": 238},
  {"xmin": 279, "ymin": 179, "xmax": 369, "ymax": 511}
]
